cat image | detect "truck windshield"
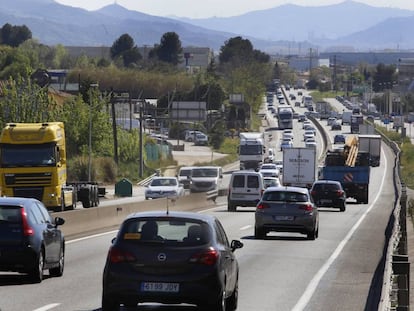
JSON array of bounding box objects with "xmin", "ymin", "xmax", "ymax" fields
[
  {"xmin": 240, "ymin": 145, "xmax": 263, "ymax": 155},
  {"xmin": 279, "ymin": 111, "xmax": 293, "ymax": 120},
  {"xmin": 0, "ymin": 143, "xmax": 56, "ymax": 167},
  {"xmin": 191, "ymin": 168, "xmax": 218, "ymax": 177}
]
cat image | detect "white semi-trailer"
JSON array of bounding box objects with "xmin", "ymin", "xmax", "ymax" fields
[
  {"xmin": 282, "ymin": 147, "xmax": 317, "ymax": 188},
  {"xmin": 238, "ymin": 132, "xmax": 266, "ymax": 170},
  {"xmin": 358, "ymin": 134, "xmax": 381, "ymax": 167}
]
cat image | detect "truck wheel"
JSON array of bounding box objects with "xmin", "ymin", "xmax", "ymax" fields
[
  {"xmin": 254, "ymin": 226, "xmax": 266, "ymax": 239},
  {"xmin": 228, "ymin": 203, "xmax": 236, "ymax": 212},
  {"xmin": 82, "ymin": 199, "xmax": 91, "ymax": 208}
]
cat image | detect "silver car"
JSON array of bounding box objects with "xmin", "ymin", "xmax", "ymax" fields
[{"xmin": 254, "ymin": 186, "xmax": 319, "ymax": 240}]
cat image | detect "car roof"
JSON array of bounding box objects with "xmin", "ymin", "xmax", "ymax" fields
[
  {"xmin": 313, "ymin": 180, "xmax": 341, "ymax": 185},
  {"xmin": 124, "ymin": 211, "xmax": 216, "ymax": 223},
  {"xmin": 0, "ymin": 197, "xmax": 39, "ymax": 206},
  {"xmin": 264, "ymin": 186, "xmax": 309, "ymax": 194}
]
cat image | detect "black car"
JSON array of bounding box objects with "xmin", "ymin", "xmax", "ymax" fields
[
  {"xmin": 310, "ymin": 180, "xmax": 347, "ymax": 212},
  {"xmin": 102, "ymin": 211, "xmax": 243, "ymax": 311},
  {"xmin": 334, "ymin": 134, "xmax": 346, "ymax": 144},
  {"xmin": 0, "ymin": 197, "xmax": 65, "ymax": 282}
]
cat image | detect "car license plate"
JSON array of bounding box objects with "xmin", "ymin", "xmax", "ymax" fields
[
  {"xmin": 275, "ymin": 216, "xmax": 294, "ymax": 221},
  {"xmin": 320, "ymin": 199, "xmax": 332, "ymax": 204},
  {"xmin": 141, "ymin": 282, "xmax": 179, "ymax": 293}
]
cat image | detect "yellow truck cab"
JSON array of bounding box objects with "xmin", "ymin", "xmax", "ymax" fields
[{"xmin": 0, "ymin": 122, "xmax": 76, "ymax": 211}]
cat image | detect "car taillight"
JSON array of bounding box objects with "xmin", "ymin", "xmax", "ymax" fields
[
  {"xmin": 310, "ymin": 190, "xmax": 316, "ymax": 196},
  {"xmin": 189, "ymin": 247, "xmax": 219, "ymax": 265},
  {"xmin": 21, "ymin": 208, "xmax": 34, "ymax": 236},
  {"xmin": 299, "ymin": 204, "xmax": 314, "ymax": 212},
  {"xmin": 107, "ymin": 247, "xmax": 136, "ymax": 263},
  {"xmin": 256, "ymin": 202, "xmax": 270, "ymax": 209},
  {"xmin": 336, "ymin": 190, "xmax": 344, "ymax": 196}
]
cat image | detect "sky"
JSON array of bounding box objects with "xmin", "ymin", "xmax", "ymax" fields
[{"xmin": 54, "ymin": 0, "xmax": 414, "ymax": 18}]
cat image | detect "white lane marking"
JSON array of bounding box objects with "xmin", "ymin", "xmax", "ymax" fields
[
  {"xmin": 67, "ymin": 230, "xmax": 118, "ymax": 244},
  {"xmin": 33, "ymin": 303, "xmax": 60, "ymax": 311},
  {"xmin": 292, "ymin": 148, "xmax": 388, "ymax": 311},
  {"xmin": 240, "ymin": 225, "xmax": 252, "ymax": 231}
]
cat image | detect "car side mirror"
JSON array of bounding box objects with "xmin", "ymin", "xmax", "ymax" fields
[
  {"xmin": 231, "ymin": 239, "xmax": 243, "ymax": 252},
  {"xmin": 54, "ymin": 217, "xmax": 65, "ymax": 227}
]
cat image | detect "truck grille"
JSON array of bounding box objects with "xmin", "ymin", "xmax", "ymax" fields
[
  {"xmin": 13, "ymin": 187, "xmax": 44, "ymax": 201},
  {"xmin": 4, "ymin": 172, "xmax": 52, "ymax": 186}
]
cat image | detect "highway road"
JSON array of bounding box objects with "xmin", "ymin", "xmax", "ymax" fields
[{"xmin": 0, "ymin": 90, "xmax": 397, "ymax": 311}]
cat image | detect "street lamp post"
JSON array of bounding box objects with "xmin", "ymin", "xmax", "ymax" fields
[{"xmin": 88, "ymin": 83, "xmax": 99, "ymax": 181}]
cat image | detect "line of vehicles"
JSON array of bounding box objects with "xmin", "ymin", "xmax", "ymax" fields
[{"xmin": 0, "ymin": 86, "xmax": 385, "ymax": 310}]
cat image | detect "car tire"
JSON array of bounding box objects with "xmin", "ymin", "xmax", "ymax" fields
[
  {"xmin": 30, "ymin": 248, "xmax": 44, "ymax": 283},
  {"xmin": 228, "ymin": 203, "xmax": 236, "ymax": 212},
  {"xmin": 102, "ymin": 294, "xmax": 120, "ymax": 311},
  {"xmin": 201, "ymin": 288, "xmax": 226, "ymax": 311},
  {"xmin": 307, "ymin": 228, "xmax": 317, "ymax": 240},
  {"xmin": 226, "ymin": 279, "xmax": 238, "ymax": 311},
  {"xmin": 254, "ymin": 226, "xmax": 266, "ymax": 239},
  {"xmin": 49, "ymin": 246, "xmax": 64, "ymax": 277}
]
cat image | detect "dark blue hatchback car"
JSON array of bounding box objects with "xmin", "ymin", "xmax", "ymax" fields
[
  {"xmin": 102, "ymin": 211, "xmax": 243, "ymax": 311},
  {"xmin": 0, "ymin": 197, "xmax": 65, "ymax": 283}
]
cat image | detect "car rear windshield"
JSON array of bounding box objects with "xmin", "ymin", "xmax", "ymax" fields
[
  {"xmin": 119, "ymin": 218, "xmax": 211, "ymax": 246},
  {"xmin": 0, "ymin": 206, "xmax": 22, "ymax": 223},
  {"xmin": 263, "ymin": 191, "xmax": 308, "ymax": 202},
  {"xmin": 313, "ymin": 183, "xmax": 340, "ymax": 191}
]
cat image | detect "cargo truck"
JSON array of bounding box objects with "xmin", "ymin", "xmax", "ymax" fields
[
  {"xmin": 238, "ymin": 132, "xmax": 266, "ymax": 170},
  {"xmin": 358, "ymin": 134, "xmax": 381, "ymax": 167},
  {"xmin": 0, "ymin": 122, "xmax": 101, "ymax": 211},
  {"xmin": 282, "ymin": 147, "xmax": 317, "ymax": 188},
  {"xmin": 320, "ymin": 145, "xmax": 370, "ymax": 204}
]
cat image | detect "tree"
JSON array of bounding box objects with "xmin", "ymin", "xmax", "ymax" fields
[
  {"xmin": 110, "ymin": 34, "xmax": 134, "ymax": 59},
  {"xmin": 372, "ymin": 63, "xmax": 397, "ymax": 92},
  {"xmin": 110, "ymin": 34, "xmax": 142, "ymax": 67},
  {"xmin": 151, "ymin": 32, "xmax": 183, "ymax": 65},
  {"xmin": 0, "ymin": 23, "xmax": 31, "ymax": 47},
  {"xmin": 0, "ymin": 75, "xmax": 56, "ymax": 129},
  {"xmin": 219, "ymin": 36, "xmax": 269, "ymax": 66}
]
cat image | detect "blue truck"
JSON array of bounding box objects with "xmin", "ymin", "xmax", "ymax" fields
[{"xmin": 320, "ymin": 151, "xmax": 370, "ymax": 204}]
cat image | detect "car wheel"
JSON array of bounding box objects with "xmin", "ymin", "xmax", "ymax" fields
[
  {"xmin": 226, "ymin": 279, "xmax": 238, "ymax": 311},
  {"xmin": 307, "ymin": 228, "xmax": 317, "ymax": 240},
  {"xmin": 49, "ymin": 246, "xmax": 64, "ymax": 277},
  {"xmin": 30, "ymin": 248, "xmax": 44, "ymax": 283},
  {"xmin": 228, "ymin": 203, "xmax": 236, "ymax": 212},
  {"xmin": 102, "ymin": 294, "xmax": 120, "ymax": 311},
  {"xmin": 202, "ymin": 288, "xmax": 226, "ymax": 311},
  {"xmin": 254, "ymin": 226, "xmax": 266, "ymax": 239}
]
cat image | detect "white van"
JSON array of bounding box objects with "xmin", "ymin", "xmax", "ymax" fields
[
  {"xmin": 227, "ymin": 170, "xmax": 264, "ymax": 212},
  {"xmin": 189, "ymin": 166, "xmax": 223, "ymax": 193}
]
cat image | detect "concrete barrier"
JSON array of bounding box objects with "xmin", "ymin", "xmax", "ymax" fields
[{"xmin": 56, "ymin": 193, "xmax": 211, "ymax": 238}]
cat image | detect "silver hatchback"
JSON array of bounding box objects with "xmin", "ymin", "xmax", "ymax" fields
[{"xmin": 254, "ymin": 186, "xmax": 319, "ymax": 240}]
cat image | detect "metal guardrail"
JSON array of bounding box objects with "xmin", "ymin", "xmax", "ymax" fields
[
  {"xmin": 206, "ymin": 188, "xmax": 228, "ymax": 203},
  {"xmin": 137, "ymin": 173, "xmax": 156, "ymax": 187}
]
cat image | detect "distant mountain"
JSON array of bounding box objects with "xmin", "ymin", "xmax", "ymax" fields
[
  {"xmin": 0, "ymin": 0, "xmax": 412, "ymax": 52},
  {"xmin": 179, "ymin": 1, "xmax": 414, "ymax": 44},
  {"xmin": 332, "ymin": 15, "xmax": 414, "ymax": 50}
]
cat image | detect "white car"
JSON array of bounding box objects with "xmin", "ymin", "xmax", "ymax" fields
[
  {"xmin": 303, "ymin": 130, "xmax": 315, "ymax": 141},
  {"xmin": 259, "ymin": 163, "xmax": 280, "ymax": 177},
  {"xmin": 282, "ymin": 129, "xmax": 294, "ymax": 140},
  {"xmin": 194, "ymin": 133, "xmax": 208, "ymax": 146},
  {"xmin": 263, "ymin": 176, "xmax": 281, "ymax": 189},
  {"xmin": 145, "ymin": 177, "xmax": 184, "ymax": 200},
  {"xmin": 274, "ymin": 159, "xmax": 283, "ymax": 173},
  {"xmin": 305, "ymin": 138, "xmax": 317, "ymax": 148}
]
